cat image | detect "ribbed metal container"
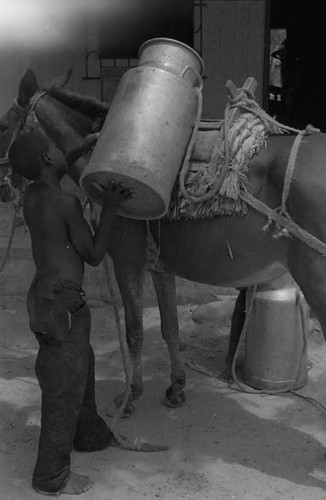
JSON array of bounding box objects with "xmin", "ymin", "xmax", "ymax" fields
[
  {"xmin": 243, "ymin": 284, "xmax": 309, "ymax": 391},
  {"xmin": 80, "ymin": 38, "xmax": 204, "ymax": 220}
]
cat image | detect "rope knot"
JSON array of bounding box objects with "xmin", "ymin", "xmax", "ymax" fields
[
  {"xmin": 228, "ymin": 87, "xmax": 256, "ymax": 108},
  {"xmin": 263, "ymin": 219, "xmax": 290, "ymax": 239},
  {"xmin": 304, "ymin": 124, "xmax": 321, "ymax": 135},
  {"xmin": 262, "ymin": 206, "xmax": 292, "ymax": 239}
]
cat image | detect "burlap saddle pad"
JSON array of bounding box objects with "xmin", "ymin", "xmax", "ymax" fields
[{"xmin": 165, "ymin": 119, "xmax": 250, "ymax": 220}]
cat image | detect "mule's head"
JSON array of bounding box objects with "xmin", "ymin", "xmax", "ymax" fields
[
  {"xmin": 0, "ymin": 68, "xmax": 72, "ymax": 200},
  {"xmin": 0, "ymin": 70, "xmax": 36, "ymax": 200},
  {"xmin": 0, "ymin": 68, "xmax": 108, "ymax": 193}
]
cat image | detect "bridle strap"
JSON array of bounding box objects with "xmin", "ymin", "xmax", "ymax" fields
[
  {"xmin": 0, "ymin": 90, "xmax": 47, "ymax": 165},
  {"xmin": 0, "ymin": 121, "xmax": 23, "ymax": 165},
  {"xmin": 29, "ymin": 90, "xmax": 47, "ymax": 111}
]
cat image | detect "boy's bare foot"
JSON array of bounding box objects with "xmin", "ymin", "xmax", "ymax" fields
[
  {"xmin": 62, "ymin": 473, "xmax": 93, "ymax": 495},
  {"xmin": 34, "ymin": 472, "xmax": 93, "ymax": 496}
]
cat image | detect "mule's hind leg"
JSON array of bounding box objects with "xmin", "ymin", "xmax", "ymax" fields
[
  {"xmin": 219, "ymin": 288, "xmax": 246, "ymax": 382},
  {"xmin": 151, "ymin": 270, "xmax": 186, "ymax": 407}
]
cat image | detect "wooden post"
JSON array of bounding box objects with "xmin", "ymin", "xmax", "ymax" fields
[{"xmin": 225, "ymin": 77, "xmax": 257, "ymax": 125}]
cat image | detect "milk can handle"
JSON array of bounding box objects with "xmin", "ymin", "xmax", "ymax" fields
[{"xmin": 180, "ymin": 66, "xmax": 203, "ymax": 91}]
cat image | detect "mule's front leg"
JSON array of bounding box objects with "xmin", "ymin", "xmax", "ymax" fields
[
  {"xmin": 113, "ymin": 265, "xmax": 145, "ymax": 415},
  {"xmin": 109, "ymin": 218, "xmax": 149, "ymax": 416},
  {"xmin": 151, "ymin": 270, "xmax": 186, "ymax": 407}
]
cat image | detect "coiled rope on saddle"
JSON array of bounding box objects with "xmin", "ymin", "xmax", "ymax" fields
[
  {"xmin": 183, "ymin": 83, "xmax": 313, "ymax": 206},
  {"xmin": 179, "ymin": 85, "xmax": 286, "ymax": 204},
  {"xmin": 167, "ymin": 83, "xmax": 291, "ymax": 220}
]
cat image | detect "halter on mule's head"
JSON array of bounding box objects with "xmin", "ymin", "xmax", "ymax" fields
[
  {"xmin": 0, "ymin": 68, "xmax": 109, "ymax": 197},
  {"xmin": 0, "ymin": 91, "xmax": 46, "ymax": 165},
  {"xmin": 0, "ymin": 69, "xmax": 47, "ymax": 167},
  {"xmin": 0, "ymin": 69, "xmax": 65, "ymax": 200}
]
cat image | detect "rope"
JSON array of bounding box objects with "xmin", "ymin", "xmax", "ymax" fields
[
  {"xmin": 0, "ymin": 119, "xmax": 24, "ymax": 165},
  {"xmin": 0, "ymin": 207, "xmax": 18, "ymax": 274},
  {"xmin": 101, "ymin": 253, "xmax": 136, "ymax": 450},
  {"xmin": 89, "ymin": 204, "xmax": 132, "ymax": 424},
  {"xmin": 281, "ymin": 131, "xmax": 303, "ymax": 212},
  {"xmin": 228, "ymin": 90, "xmax": 303, "ymax": 135},
  {"xmin": 0, "ymin": 179, "xmax": 27, "ymax": 274},
  {"xmin": 278, "ymin": 124, "xmax": 318, "ymax": 215},
  {"xmin": 241, "ymin": 191, "xmax": 326, "ymax": 256}
]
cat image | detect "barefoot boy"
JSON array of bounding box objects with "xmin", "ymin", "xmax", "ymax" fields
[{"xmin": 8, "ymin": 129, "xmax": 133, "ymax": 496}]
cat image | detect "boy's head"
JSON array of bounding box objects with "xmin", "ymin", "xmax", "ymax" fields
[
  {"xmin": 8, "ymin": 129, "xmax": 66, "ymax": 181},
  {"xmin": 8, "ymin": 129, "xmax": 50, "ymax": 181}
]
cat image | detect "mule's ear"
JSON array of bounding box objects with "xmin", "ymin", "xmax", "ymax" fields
[
  {"xmin": 18, "ymin": 68, "xmax": 39, "ymax": 107},
  {"xmin": 48, "ymin": 68, "xmax": 73, "ymax": 89}
]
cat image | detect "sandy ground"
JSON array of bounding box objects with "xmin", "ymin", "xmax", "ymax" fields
[{"xmin": 2, "ymin": 294, "xmax": 326, "ymax": 500}]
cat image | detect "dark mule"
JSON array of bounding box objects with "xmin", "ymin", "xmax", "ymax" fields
[{"xmin": 2, "ymin": 69, "xmax": 326, "ymax": 412}]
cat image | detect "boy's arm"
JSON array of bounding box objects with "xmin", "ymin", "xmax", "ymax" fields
[{"xmin": 65, "ymin": 181, "xmax": 133, "ymax": 266}]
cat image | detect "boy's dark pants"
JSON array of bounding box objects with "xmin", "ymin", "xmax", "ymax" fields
[{"xmin": 27, "ymin": 276, "xmax": 112, "ymax": 494}]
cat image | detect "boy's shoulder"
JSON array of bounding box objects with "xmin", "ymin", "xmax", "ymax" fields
[
  {"xmin": 55, "ymin": 191, "xmax": 84, "ymax": 212},
  {"xmin": 25, "ymin": 183, "xmax": 82, "ymax": 209}
]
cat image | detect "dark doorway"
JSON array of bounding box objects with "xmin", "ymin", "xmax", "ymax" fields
[{"xmin": 269, "ymin": 1, "xmax": 326, "ymax": 131}]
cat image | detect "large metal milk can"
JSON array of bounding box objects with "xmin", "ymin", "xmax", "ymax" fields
[
  {"xmin": 80, "ymin": 38, "xmax": 204, "ymax": 219},
  {"xmin": 243, "ymin": 276, "xmax": 309, "ymax": 391}
]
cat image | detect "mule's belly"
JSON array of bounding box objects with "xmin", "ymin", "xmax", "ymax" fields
[{"xmin": 151, "ymin": 212, "xmax": 288, "ymax": 288}]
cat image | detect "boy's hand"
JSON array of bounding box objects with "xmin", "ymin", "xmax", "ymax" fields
[
  {"xmin": 81, "ymin": 133, "xmax": 100, "ymax": 154},
  {"xmin": 94, "ymin": 179, "xmax": 134, "ymax": 207}
]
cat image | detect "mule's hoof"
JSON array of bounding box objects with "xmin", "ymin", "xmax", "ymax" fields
[
  {"xmin": 218, "ymin": 365, "xmax": 233, "ymax": 383},
  {"xmin": 113, "ymin": 397, "xmax": 136, "ymax": 417},
  {"xmin": 107, "ymin": 402, "xmax": 135, "ymax": 418},
  {"xmin": 115, "ymin": 404, "xmax": 136, "ymax": 418},
  {"xmin": 162, "ymin": 393, "xmax": 186, "ymax": 408},
  {"xmin": 120, "ymin": 404, "xmax": 136, "ymax": 418}
]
